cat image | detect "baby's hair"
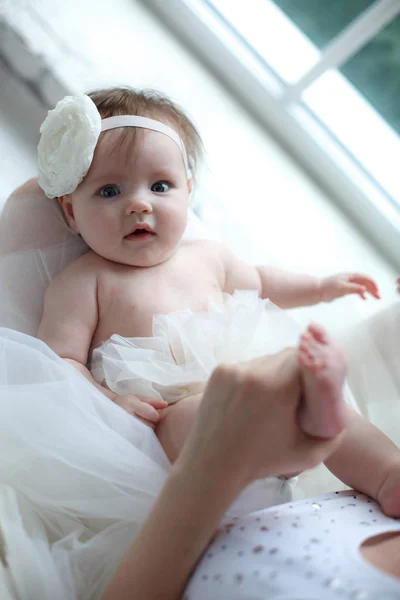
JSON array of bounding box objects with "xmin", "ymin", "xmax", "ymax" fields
[{"xmin": 88, "ymin": 87, "xmax": 203, "ymax": 177}]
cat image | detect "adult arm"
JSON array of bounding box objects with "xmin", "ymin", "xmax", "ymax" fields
[
  {"xmin": 102, "ymin": 448, "xmax": 244, "ymax": 600},
  {"xmin": 103, "ymin": 352, "xmax": 342, "ymax": 600}
]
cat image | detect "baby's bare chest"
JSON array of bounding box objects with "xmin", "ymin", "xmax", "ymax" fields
[{"xmin": 92, "ymin": 255, "xmax": 223, "ymax": 346}]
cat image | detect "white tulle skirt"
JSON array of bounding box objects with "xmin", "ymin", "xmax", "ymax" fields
[
  {"xmin": 0, "ymin": 328, "xmax": 170, "ymax": 599},
  {"xmin": 91, "ymin": 291, "xmax": 302, "ymax": 404}
]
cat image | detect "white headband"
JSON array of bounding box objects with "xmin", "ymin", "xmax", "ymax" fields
[
  {"xmin": 37, "ymin": 94, "xmax": 190, "ymax": 199},
  {"xmin": 101, "ymin": 115, "xmax": 188, "ymax": 166}
]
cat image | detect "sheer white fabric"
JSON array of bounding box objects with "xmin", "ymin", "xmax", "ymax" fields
[
  {"xmin": 0, "ymin": 328, "xmax": 169, "ymax": 599},
  {"xmin": 342, "ymin": 302, "xmax": 400, "ymax": 446},
  {"xmin": 91, "ymin": 291, "xmax": 303, "ymax": 403}
]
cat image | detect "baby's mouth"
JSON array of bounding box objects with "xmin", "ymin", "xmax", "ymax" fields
[{"xmin": 124, "ymin": 228, "xmax": 156, "ymax": 240}]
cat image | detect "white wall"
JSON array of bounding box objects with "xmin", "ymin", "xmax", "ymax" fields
[
  {"xmin": 0, "ymin": 60, "xmax": 46, "ymax": 198},
  {"xmin": 0, "ymin": 0, "xmax": 398, "ymax": 333}
]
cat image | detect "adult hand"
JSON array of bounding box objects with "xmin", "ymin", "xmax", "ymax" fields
[{"xmin": 177, "ymin": 348, "xmax": 343, "ymax": 487}]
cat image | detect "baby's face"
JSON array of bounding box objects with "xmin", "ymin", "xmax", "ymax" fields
[{"xmin": 61, "ymin": 128, "xmax": 191, "ymax": 267}]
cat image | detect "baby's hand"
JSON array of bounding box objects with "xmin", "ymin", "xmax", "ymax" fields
[
  {"xmin": 114, "ymin": 394, "xmax": 168, "ymax": 429},
  {"xmin": 321, "ymin": 272, "xmax": 380, "ymax": 302}
]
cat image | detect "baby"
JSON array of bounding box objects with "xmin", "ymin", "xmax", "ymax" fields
[{"xmin": 37, "ymin": 87, "xmax": 400, "ymax": 515}]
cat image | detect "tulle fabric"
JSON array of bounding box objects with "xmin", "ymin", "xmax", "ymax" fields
[
  {"xmin": 0, "ymin": 181, "xmax": 88, "ymax": 336},
  {"xmin": 342, "ymin": 301, "xmax": 400, "ymax": 447},
  {"xmin": 91, "ymin": 289, "xmax": 359, "ymax": 416},
  {"xmin": 0, "ymin": 328, "xmax": 170, "ymax": 599},
  {"xmin": 91, "ymin": 291, "xmax": 303, "ymax": 404}
]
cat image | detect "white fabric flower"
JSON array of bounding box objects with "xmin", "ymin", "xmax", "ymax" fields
[{"xmin": 37, "ymin": 95, "xmax": 101, "ymax": 198}]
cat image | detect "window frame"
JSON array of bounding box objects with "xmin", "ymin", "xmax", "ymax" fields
[{"xmin": 144, "ymin": 0, "xmax": 400, "ymax": 269}]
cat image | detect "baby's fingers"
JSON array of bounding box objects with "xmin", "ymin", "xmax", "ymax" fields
[
  {"xmin": 135, "ymin": 400, "xmax": 162, "ymax": 424},
  {"xmin": 343, "ymin": 282, "xmax": 367, "ymax": 299},
  {"xmin": 139, "ymin": 397, "xmax": 168, "ymax": 410},
  {"xmin": 367, "ymin": 282, "xmax": 380, "ymax": 299},
  {"xmin": 136, "ymin": 416, "xmax": 156, "ymax": 430},
  {"xmin": 349, "ymin": 274, "xmax": 380, "ymax": 299}
]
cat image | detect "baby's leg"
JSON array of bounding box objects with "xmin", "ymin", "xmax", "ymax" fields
[
  {"xmin": 297, "ymin": 323, "xmax": 347, "ymax": 439},
  {"xmin": 296, "ymin": 323, "xmax": 400, "ymax": 516},
  {"xmin": 325, "ymin": 409, "xmax": 400, "ymax": 517},
  {"xmin": 156, "ymin": 394, "xmax": 203, "ymax": 463}
]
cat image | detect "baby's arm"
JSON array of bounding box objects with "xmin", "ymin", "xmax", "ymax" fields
[
  {"xmin": 219, "ymin": 244, "xmax": 379, "ymax": 308},
  {"xmin": 38, "ymin": 261, "xmax": 111, "ymax": 392},
  {"xmin": 37, "ymin": 262, "xmax": 165, "ymax": 427},
  {"xmin": 324, "ymin": 408, "xmax": 400, "ymax": 516}
]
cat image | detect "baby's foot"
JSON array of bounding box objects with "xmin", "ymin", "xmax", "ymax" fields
[
  {"xmin": 297, "ymin": 323, "xmax": 347, "ymax": 439},
  {"xmin": 377, "ymin": 463, "xmax": 400, "ymax": 517}
]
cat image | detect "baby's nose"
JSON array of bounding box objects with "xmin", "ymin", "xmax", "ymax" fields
[{"xmin": 125, "ymin": 192, "xmax": 152, "ymax": 214}]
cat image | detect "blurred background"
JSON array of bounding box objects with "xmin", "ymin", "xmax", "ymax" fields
[{"xmin": 1, "ymin": 0, "xmax": 400, "ymax": 332}]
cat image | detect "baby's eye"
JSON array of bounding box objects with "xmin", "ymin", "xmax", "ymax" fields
[
  {"xmin": 151, "ymin": 181, "xmax": 169, "ymax": 193},
  {"xmin": 99, "ymin": 185, "xmax": 120, "ymax": 198}
]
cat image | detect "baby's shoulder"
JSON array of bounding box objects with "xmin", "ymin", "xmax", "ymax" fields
[
  {"xmin": 184, "ymin": 238, "xmax": 236, "ymax": 269},
  {"xmin": 49, "ymin": 250, "xmax": 102, "ymax": 289},
  {"xmin": 42, "ymin": 251, "xmax": 101, "ymax": 313},
  {"xmin": 181, "ymin": 239, "xmax": 231, "ymax": 284},
  {"xmin": 183, "ymin": 238, "xmax": 227, "ymax": 260}
]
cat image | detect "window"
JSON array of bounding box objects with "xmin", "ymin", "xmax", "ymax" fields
[
  {"xmin": 146, "ymin": 0, "xmax": 400, "ymax": 265},
  {"xmin": 274, "ymin": 1, "xmax": 376, "ymax": 47},
  {"xmin": 277, "ymin": 2, "xmax": 400, "ymax": 203},
  {"xmin": 205, "ymin": 0, "xmax": 320, "ymax": 84}
]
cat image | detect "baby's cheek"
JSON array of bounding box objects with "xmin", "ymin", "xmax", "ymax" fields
[
  {"xmin": 84, "ymin": 214, "xmax": 114, "ymax": 242},
  {"xmin": 162, "ymin": 206, "xmax": 188, "ymax": 239},
  {"xmin": 82, "ymin": 227, "xmax": 107, "ymax": 250}
]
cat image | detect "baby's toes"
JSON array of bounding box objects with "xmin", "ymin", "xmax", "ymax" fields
[
  {"xmin": 307, "ymin": 323, "xmax": 328, "ymax": 344},
  {"xmin": 299, "ymin": 346, "xmax": 318, "ymax": 371}
]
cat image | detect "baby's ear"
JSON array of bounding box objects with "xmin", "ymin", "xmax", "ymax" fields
[
  {"xmin": 187, "ymin": 177, "xmax": 194, "ymax": 194},
  {"xmin": 58, "ymin": 195, "xmax": 79, "ymax": 234}
]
